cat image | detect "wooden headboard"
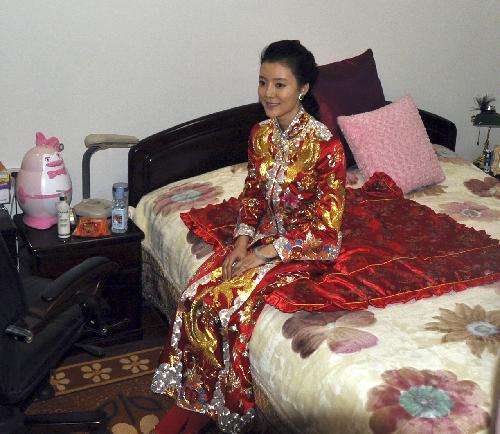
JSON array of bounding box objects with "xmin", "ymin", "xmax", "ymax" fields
[
  {"xmin": 128, "ymin": 103, "xmax": 266, "ymax": 207},
  {"xmin": 128, "ymin": 102, "xmax": 457, "ymax": 207}
]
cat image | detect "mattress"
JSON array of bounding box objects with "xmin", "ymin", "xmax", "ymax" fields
[{"xmin": 131, "ymin": 145, "xmax": 499, "ymax": 433}]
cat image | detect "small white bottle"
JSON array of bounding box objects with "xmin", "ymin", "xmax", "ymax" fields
[
  {"xmin": 56, "ymin": 193, "xmax": 71, "ymax": 238},
  {"xmin": 111, "ymin": 183, "xmax": 128, "ymax": 234}
]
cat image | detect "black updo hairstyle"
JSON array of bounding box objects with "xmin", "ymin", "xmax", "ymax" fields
[{"xmin": 260, "ymin": 40, "xmax": 320, "ymax": 119}]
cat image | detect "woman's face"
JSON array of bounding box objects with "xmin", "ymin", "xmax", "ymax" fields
[{"xmin": 258, "ymin": 61, "xmax": 309, "ymax": 131}]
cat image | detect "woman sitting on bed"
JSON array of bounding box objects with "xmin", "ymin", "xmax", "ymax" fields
[{"xmin": 151, "ymin": 40, "xmax": 346, "ymax": 434}]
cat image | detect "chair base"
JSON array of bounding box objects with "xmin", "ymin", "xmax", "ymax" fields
[
  {"xmin": 0, "ymin": 406, "xmax": 24, "ymax": 434},
  {"xmin": 24, "ymin": 409, "xmax": 108, "ymax": 433}
]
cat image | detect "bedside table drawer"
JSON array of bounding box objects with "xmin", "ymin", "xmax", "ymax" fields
[{"xmin": 32, "ymin": 237, "xmax": 142, "ymax": 278}]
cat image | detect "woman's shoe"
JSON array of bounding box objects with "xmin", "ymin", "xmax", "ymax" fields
[
  {"xmin": 181, "ymin": 411, "xmax": 212, "ymax": 434},
  {"xmin": 152, "ymin": 405, "xmax": 191, "ymax": 434}
]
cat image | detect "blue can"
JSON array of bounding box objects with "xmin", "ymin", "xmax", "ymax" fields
[{"xmin": 483, "ymin": 149, "xmax": 492, "ymax": 173}]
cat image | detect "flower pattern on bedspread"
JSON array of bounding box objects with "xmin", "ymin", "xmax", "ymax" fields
[
  {"xmin": 439, "ymin": 201, "xmax": 500, "ymax": 222},
  {"xmin": 152, "ymin": 182, "xmax": 223, "ymax": 216},
  {"xmin": 464, "ymin": 177, "xmax": 500, "ymax": 199},
  {"xmin": 186, "ymin": 231, "xmax": 213, "ymax": 259},
  {"xmin": 424, "ymin": 303, "xmax": 499, "ymax": 357},
  {"xmin": 366, "ymin": 367, "xmax": 490, "ymax": 434},
  {"xmin": 282, "ymin": 310, "xmax": 377, "ymax": 358},
  {"xmin": 407, "ymin": 183, "xmax": 448, "ymax": 198}
]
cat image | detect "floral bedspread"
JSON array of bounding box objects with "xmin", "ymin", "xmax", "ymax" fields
[{"xmin": 131, "ymin": 145, "xmax": 500, "ymax": 434}]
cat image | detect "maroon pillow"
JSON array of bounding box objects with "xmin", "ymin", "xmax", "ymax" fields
[{"xmin": 313, "ymin": 49, "xmax": 386, "ymax": 167}]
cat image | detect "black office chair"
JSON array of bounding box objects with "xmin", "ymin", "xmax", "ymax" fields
[{"xmin": 0, "ymin": 232, "xmax": 119, "ymax": 434}]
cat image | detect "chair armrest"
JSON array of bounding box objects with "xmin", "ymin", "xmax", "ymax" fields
[
  {"xmin": 6, "ymin": 257, "xmax": 119, "ymax": 342},
  {"xmin": 41, "ymin": 256, "xmax": 115, "ymax": 302}
]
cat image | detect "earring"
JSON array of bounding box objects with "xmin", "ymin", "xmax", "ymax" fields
[{"xmin": 298, "ymin": 93, "xmax": 304, "ymax": 101}]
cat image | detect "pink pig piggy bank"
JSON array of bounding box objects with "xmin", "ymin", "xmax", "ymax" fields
[{"xmin": 16, "ymin": 132, "xmax": 72, "ymax": 229}]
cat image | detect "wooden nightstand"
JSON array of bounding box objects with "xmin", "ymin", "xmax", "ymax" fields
[{"xmin": 14, "ymin": 214, "xmax": 144, "ymax": 346}]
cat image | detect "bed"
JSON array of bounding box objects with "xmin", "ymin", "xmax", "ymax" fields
[
  {"xmin": 129, "ymin": 44, "xmax": 500, "ymax": 434},
  {"xmin": 128, "ymin": 101, "xmax": 500, "ymax": 433}
]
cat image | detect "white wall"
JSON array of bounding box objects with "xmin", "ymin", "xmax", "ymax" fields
[{"xmin": 1, "ymin": 0, "xmax": 499, "ymax": 205}]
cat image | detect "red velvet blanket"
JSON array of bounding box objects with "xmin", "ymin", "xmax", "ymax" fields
[{"xmin": 181, "ymin": 173, "xmax": 500, "ymax": 313}]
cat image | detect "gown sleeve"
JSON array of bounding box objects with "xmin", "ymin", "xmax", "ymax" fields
[
  {"xmin": 273, "ymin": 136, "xmax": 346, "ymax": 261},
  {"xmin": 234, "ymin": 124, "xmax": 267, "ymax": 239}
]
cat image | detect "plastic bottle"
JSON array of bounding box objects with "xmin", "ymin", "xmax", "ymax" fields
[
  {"xmin": 111, "ymin": 182, "xmax": 128, "ymax": 234},
  {"xmin": 56, "ymin": 193, "xmax": 71, "ymax": 238}
]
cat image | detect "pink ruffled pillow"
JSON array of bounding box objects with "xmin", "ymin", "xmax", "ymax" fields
[{"xmin": 337, "ymin": 95, "xmax": 445, "ymax": 193}]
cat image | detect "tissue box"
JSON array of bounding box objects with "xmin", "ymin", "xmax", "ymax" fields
[{"xmin": 0, "ymin": 162, "xmax": 11, "ymax": 205}]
